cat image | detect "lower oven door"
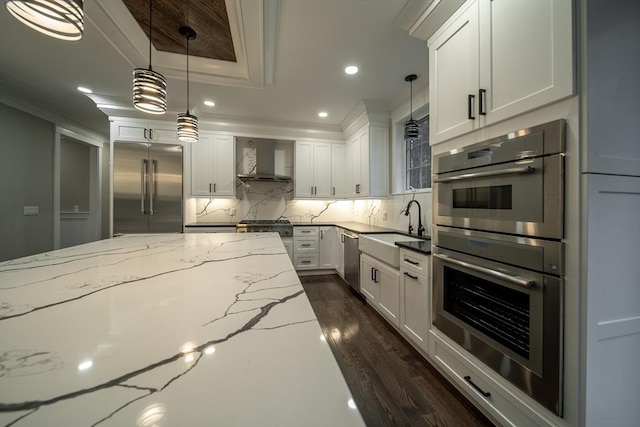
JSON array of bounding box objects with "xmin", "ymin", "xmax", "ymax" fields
[{"xmin": 432, "ymin": 247, "xmax": 563, "ymax": 416}]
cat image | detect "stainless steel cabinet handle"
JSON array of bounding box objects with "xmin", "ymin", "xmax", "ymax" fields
[
  {"xmin": 149, "ymin": 159, "xmax": 157, "ymax": 215},
  {"xmin": 141, "ymin": 159, "xmax": 147, "ymax": 214},
  {"xmin": 433, "ymin": 253, "xmax": 535, "ymax": 288},
  {"xmin": 404, "ymin": 258, "xmax": 419, "ymax": 266},
  {"xmin": 143, "ymin": 128, "xmax": 148, "ymax": 140},
  {"xmin": 301, "ymin": 230, "xmax": 311, "ymax": 233},
  {"xmin": 214, "ymin": 183, "xmax": 217, "ymax": 192},
  {"xmin": 404, "ymin": 272, "xmax": 418, "ymax": 280},
  {"xmin": 433, "ymin": 166, "xmax": 534, "ymax": 183},
  {"xmin": 320, "ymin": 230, "xmax": 324, "ymax": 239},
  {"xmin": 468, "ymin": 94, "xmax": 476, "ymax": 120},
  {"xmin": 332, "ymin": 186, "xmax": 336, "ymax": 196},
  {"xmin": 371, "ymin": 267, "xmax": 375, "ymax": 282},
  {"xmin": 209, "ymin": 183, "xmax": 212, "ymax": 192},
  {"xmin": 148, "ymin": 129, "xmax": 153, "ymax": 140},
  {"xmin": 301, "ymin": 243, "xmax": 311, "ymax": 247},
  {"xmin": 301, "ymin": 260, "xmax": 311, "ymax": 264}
]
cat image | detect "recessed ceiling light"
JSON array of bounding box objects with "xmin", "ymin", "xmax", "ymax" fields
[
  {"xmin": 77, "ymin": 86, "xmax": 92, "ymax": 94},
  {"xmin": 204, "ymin": 100, "xmax": 215, "ymax": 107},
  {"xmin": 345, "ymin": 65, "xmax": 359, "ymax": 75},
  {"xmin": 318, "ymin": 112, "xmax": 328, "ymax": 118}
]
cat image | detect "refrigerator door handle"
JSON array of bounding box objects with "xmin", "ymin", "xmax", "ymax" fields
[
  {"xmin": 149, "ymin": 159, "xmax": 157, "ymax": 215},
  {"xmin": 141, "ymin": 159, "xmax": 148, "ymax": 214}
]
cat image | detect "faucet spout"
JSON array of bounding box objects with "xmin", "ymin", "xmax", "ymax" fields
[{"xmin": 405, "ymin": 200, "xmax": 425, "ymax": 237}]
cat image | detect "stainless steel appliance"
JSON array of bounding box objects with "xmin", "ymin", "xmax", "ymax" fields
[
  {"xmin": 235, "ymin": 220, "xmax": 293, "ymax": 237},
  {"xmin": 342, "ymin": 231, "xmax": 360, "ymax": 293},
  {"xmin": 433, "ymin": 119, "xmax": 565, "ymax": 239},
  {"xmin": 432, "ymin": 119, "xmax": 566, "ymax": 416},
  {"xmin": 114, "ymin": 142, "xmax": 183, "ymax": 234}
]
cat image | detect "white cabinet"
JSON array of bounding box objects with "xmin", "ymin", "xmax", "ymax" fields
[
  {"xmin": 319, "ymin": 226, "xmax": 337, "ymax": 269},
  {"xmin": 348, "ymin": 125, "xmax": 389, "ymax": 198},
  {"xmin": 331, "ymin": 144, "xmax": 348, "ymax": 198},
  {"xmin": 191, "ymin": 133, "xmax": 235, "ymax": 197},
  {"xmin": 294, "ymin": 141, "xmax": 332, "ymax": 198},
  {"xmin": 293, "ymin": 226, "xmax": 319, "ymax": 270},
  {"xmin": 399, "ymin": 249, "xmax": 431, "ymax": 353},
  {"xmin": 428, "ymin": 0, "xmax": 574, "ymax": 144},
  {"xmin": 360, "ymin": 253, "xmax": 400, "ymax": 326},
  {"xmin": 111, "ymin": 118, "xmax": 177, "ymax": 144}
]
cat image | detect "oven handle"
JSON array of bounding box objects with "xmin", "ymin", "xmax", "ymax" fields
[
  {"xmin": 433, "ymin": 253, "xmax": 535, "ymax": 288},
  {"xmin": 433, "ymin": 166, "xmax": 534, "ymax": 183}
]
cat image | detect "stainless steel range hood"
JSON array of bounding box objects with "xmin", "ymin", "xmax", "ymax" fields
[{"xmin": 236, "ymin": 139, "xmax": 292, "ymax": 182}]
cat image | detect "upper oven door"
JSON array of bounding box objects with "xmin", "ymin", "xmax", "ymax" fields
[{"xmin": 434, "ymin": 154, "xmax": 563, "ymax": 239}]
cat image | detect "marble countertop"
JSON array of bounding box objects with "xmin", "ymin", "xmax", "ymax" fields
[
  {"xmin": 184, "ymin": 221, "xmax": 398, "ymax": 234},
  {"xmin": 0, "ymin": 234, "xmax": 364, "ymax": 427}
]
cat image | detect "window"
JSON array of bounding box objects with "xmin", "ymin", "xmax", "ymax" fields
[{"xmin": 405, "ymin": 115, "xmax": 431, "ymax": 190}]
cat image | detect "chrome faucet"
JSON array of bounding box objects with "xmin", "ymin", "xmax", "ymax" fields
[{"xmin": 405, "ymin": 200, "xmax": 425, "ymax": 237}]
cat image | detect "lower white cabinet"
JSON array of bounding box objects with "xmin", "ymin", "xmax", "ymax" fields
[
  {"xmin": 319, "ymin": 226, "xmax": 337, "ymax": 269},
  {"xmin": 360, "ymin": 253, "xmax": 400, "ymax": 326},
  {"xmin": 399, "ymin": 248, "xmax": 430, "ymax": 353},
  {"xmin": 293, "ymin": 226, "xmax": 319, "ymax": 270},
  {"xmin": 430, "ymin": 330, "xmax": 558, "ymax": 427}
]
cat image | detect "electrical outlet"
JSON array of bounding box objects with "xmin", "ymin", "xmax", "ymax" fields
[
  {"xmin": 23, "ymin": 206, "xmax": 39, "ymax": 216},
  {"xmin": 382, "ymin": 211, "xmax": 387, "ymax": 220},
  {"xmin": 230, "ymin": 207, "xmax": 236, "ymax": 216},
  {"xmin": 74, "ymin": 205, "xmax": 80, "ymax": 213}
]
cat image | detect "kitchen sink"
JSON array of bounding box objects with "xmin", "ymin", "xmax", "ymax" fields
[{"xmin": 359, "ymin": 233, "xmax": 423, "ymax": 268}]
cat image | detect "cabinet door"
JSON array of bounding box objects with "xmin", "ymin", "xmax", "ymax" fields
[
  {"xmin": 349, "ymin": 135, "xmax": 362, "ymax": 197},
  {"xmin": 113, "ymin": 121, "xmax": 149, "ymax": 142},
  {"xmin": 360, "ymin": 254, "xmax": 379, "ymax": 303},
  {"xmin": 191, "ymin": 135, "xmax": 215, "ymax": 196},
  {"xmin": 319, "ymin": 226, "xmax": 336, "ymax": 269},
  {"xmin": 429, "ymin": 0, "xmax": 480, "ymax": 144},
  {"xmin": 212, "ymin": 135, "xmax": 235, "ymax": 196},
  {"xmin": 480, "ymin": 0, "xmax": 574, "ymax": 125},
  {"xmin": 149, "ymin": 126, "xmax": 178, "ymax": 144},
  {"xmin": 357, "ymin": 130, "xmax": 370, "ymax": 197},
  {"xmin": 295, "ymin": 141, "xmax": 314, "ymax": 198},
  {"xmin": 377, "ymin": 261, "xmax": 400, "ymax": 327},
  {"xmin": 331, "ymin": 144, "xmax": 347, "ymax": 198},
  {"xmin": 313, "ymin": 142, "xmax": 332, "ymax": 198},
  {"xmin": 401, "ymin": 270, "xmax": 429, "ymax": 352}
]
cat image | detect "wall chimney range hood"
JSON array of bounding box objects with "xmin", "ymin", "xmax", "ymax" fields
[{"xmin": 236, "ymin": 139, "xmax": 292, "ymax": 182}]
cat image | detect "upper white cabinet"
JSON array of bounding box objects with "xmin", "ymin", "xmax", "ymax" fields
[
  {"xmin": 295, "ymin": 141, "xmax": 332, "ymax": 198},
  {"xmin": 428, "ymin": 0, "xmax": 574, "ymax": 144},
  {"xmin": 348, "ymin": 125, "xmax": 389, "ymax": 198},
  {"xmin": 191, "ymin": 133, "xmax": 235, "ymax": 197},
  {"xmin": 331, "ymin": 144, "xmax": 348, "ymax": 198},
  {"xmin": 111, "ymin": 118, "xmax": 177, "ymax": 144}
]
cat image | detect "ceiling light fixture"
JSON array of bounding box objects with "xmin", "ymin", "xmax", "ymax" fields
[
  {"xmin": 404, "ymin": 74, "xmax": 419, "ymax": 141},
  {"xmin": 77, "ymin": 86, "xmax": 92, "ymax": 94},
  {"xmin": 318, "ymin": 112, "xmax": 328, "ymax": 118},
  {"xmin": 177, "ymin": 26, "xmax": 198, "ymax": 143},
  {"xmin": 204, "ymin": 100, "xmax": 215, "ymax": 107},
  {"xmin": 345, "ymin": 65, "xmax": 358, "ymax": 75},
  {"xmin": 5, "ymin": 0, "xmax": 84, "ymax": 41},
  {"xmin": 132, "ymin": 0, "xmax": 167, "ymax": 115}
]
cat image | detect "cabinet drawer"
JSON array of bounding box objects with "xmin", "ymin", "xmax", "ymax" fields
[
  {"xmin": 399, "ymin": 248, "xmax": 431, "ymax": 276},
  {"xmin": 294, "ymin": 237, "xmax": 318, "ymax": 252},
  {"xmin": 294, "ymin": 226, "xmax": 319, "ymax": 237},
  {"xmin": 430, "ymin": 331, "xmax": 545, "ymax": 427},
  {"xmin": 294, "ymin": 254, "xmax": 318, "ymax": 270}
]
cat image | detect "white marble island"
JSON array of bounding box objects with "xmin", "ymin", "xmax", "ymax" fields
[{"xmin": 0, "ymin": 233, "xmax": 365, "ymax": 427}]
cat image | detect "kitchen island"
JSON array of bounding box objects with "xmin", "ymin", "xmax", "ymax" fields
[{"xmin": 0, "ymin": 233, "xmax": 365, "ymax": 427}]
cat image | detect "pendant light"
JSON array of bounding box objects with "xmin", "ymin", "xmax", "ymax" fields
[
  {"xmin": 404, "ymin": 74, "xmax": 419, "ymax": 141},
  {"xmin": 176, "ymin": 26, "xmax": 198, "ymax": 143},
  {"xmin": 5, "ymin": 0, "xmax": 84, "ymax": 41},
  {"xmin": 132, "ymin": 0, "xmax": 167, "ymax": 114}
]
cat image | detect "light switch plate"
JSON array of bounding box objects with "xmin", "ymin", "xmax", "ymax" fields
[{"xmin": 24, "ymin": 206, "xmax": 39, "ymax": 216}]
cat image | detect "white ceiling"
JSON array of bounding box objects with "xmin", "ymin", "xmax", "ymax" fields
[{"xmin": 0, "ymin": 0, "xmax": 433, "ymax": 138}]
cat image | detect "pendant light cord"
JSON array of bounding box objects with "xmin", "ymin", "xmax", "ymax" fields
[
  {"xmin": 410, "ymin": 79, "xmax": 413, "ymax": 120},
  {"xmin": 148, "ymin": 0, "xmax": 153, "ymax": 70},
  {"xmin": 186, "ymin": 35, "xmax": 190, "ymax": 114}
]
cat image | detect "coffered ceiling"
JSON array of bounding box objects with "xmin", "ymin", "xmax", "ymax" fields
[{"xmin": 0, "ymin": 1, "xmax": 441, "ymax": 138}]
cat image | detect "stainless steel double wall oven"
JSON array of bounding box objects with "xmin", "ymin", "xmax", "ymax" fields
[{"xmin": 432, "ymin": 120, "xmax": 566, "ymax": 416}]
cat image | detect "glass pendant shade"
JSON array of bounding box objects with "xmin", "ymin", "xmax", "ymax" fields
[
  {"xmin": 5, "ymin": 0, "xmax": 84, "ymax": 41},
  {"xmin": 177, "ymin": 112, "xmax": 198, "ymax": 143},
  {"xmin": 404, "ymin": 74, "xmax": 420, "ymax": 141},
  {"xmin": 133, "ymin": 68, "xmax": 167, "ymax": 114}
]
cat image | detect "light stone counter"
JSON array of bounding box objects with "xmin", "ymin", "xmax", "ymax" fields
[{"xmin": 0, "ymin": 233, "xmax": 365, "ymax": 427}]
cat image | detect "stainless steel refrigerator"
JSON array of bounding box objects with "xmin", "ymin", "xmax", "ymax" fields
[{"xmin": 113, "ymin": 142, "xmax": 183, "ymax": 234}]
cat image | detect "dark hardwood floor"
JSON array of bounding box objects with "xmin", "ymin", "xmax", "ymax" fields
[{"xmin": 301, "ymin": 274, "xmax": 495, "ymax": 427}]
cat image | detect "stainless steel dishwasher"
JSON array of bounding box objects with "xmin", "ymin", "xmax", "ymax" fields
[{"xmin": 342, "ymin": 231, "xmax": 360, "ymax": 293}]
